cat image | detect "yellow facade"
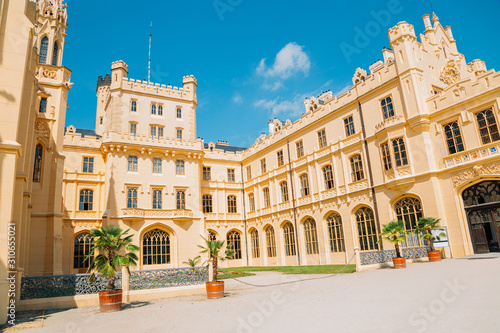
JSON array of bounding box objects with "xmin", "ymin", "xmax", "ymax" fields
[{"xmin": 2, "ymin": 1, "xmax": 500, "ymax": 325}]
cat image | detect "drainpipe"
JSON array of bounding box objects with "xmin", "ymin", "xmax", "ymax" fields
[
  {"xmin": 286, "ymin": 140, "xmax": 301, "ymax": 265},
  {"xmin": 240, "ymin": 163, "xmax": 249, "ymax": 266}
]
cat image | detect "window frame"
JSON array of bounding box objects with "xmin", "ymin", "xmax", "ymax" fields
[
  {"xmin": 350, "ymin": 154, "xmax": 365, "ymax": 182},
  {"xmin": 296, "ymin": 140, "xmax": 304, "ymax": 158},
  {"xmin": 130, "ymin": 100, "xmax": 137, "ymax": 112},
  {"xmin": 227, "ymin": 195, "xmax": 237, "ymax": 213},
  {"xmin": 79, "ymin": 189, "xmax": 94, "ymax": 211},
  {"xmin": 203, "ymin": 166, "xmax": 211, "ymax": 181},
  {"xmin": 327, "ymin": 213, "xmax": 345, "ymax": 252},
  {"xmin": 142, "ymin": 228, "xmax": 170, "ymax": 265},
  {"xmin": 176, "ymin": 190, "xmax": 186, "ymax": 210},
  {"xmin": 152, "ymin": 158, "xmax": 162, "ymax": 174},
  {"xmin": 280, "ymin": 181, "xmax": 289, "ymax": 202},
  {"xmin": 127, "ymin": 187, "xmax": 138, "ymax": 208},
  {"xmin": 262, "ymin": 188, "xmax": 271, "ymax": 207},
  {"xmin": 277, "ymin": 150, "xmax": 284, "ymax": 167},
  {"xmin": 176, "ymin": 107, "xmax": 182, "ymax": 119},
  {"xmin": 227, "ymin": 231, "xmax": 242, "ymax": 260},
  {"xmin": 250, "ymin": 229, "xmax": 260, "ymax": 258},
  {"xmin": 246, "ymin": 166, "xmax": 252, "ymax": 181},
  {"xmin": 130, "ymin": 122, "xmax": 137, "ymax": 137},
  {"xmin": 202, "ymin": 194, "xmax": 213, "ymax": 213},
  {"xmin": 128, "ymin": 155, "xmax": 138, "ymax": 172},
  {"xmin": 82, "ymin": 156, "xmax": 94, "ymax": 173},
  {"xmin": 152, "ymin": 189, "xmax": 162, "ymax": 209},
  {"xmin": 474, "ymin": 108, "xmax": 500, "ymax": 145},
  {"xmin": 283, "ymin": 222, "xmax": 296, "ymax": 256},
  {"xmin": 176, "ymin": 160, "xmax": 185, "ymax": 175},
  {"xmin": 260, "ymin": 158, "xmax": 267, "ymax": 174},
  {"xmin": 299, "ymin": 173, "xmax": 310, "ymax": 197},
  {"xmin": 248, "ymin": 193, "xmax": 255, "ymax": 211},
  {"xmin": 303, "ymin": 218, "xmax": 319, "ymax": 255},
  {"xmin": 265, "ymin": 226, "xmax": 277, "ymax": 258},
  {"xmin": 322, "ymin": 165, "xmax": 334, "ymax": 190},
  {"xmin": 176, "ymin": 129, "xmax": 183, "ymax": 141},
  {"xmin": 381, "ymin": 141, "xmax": 393, "ymax": 171},
  {"xmin": 39, "ymin": 97, "xmax": 47, "ymax": 113},
  {"xmin": 380, "ymin": 96, "xmax": 395, "ymax": 120},
  {"xmin": 227, "ymin": 168, "xmax": 235, "ymax": 182},
  {"xmin": 344, "ymin": 115, "xmax": 355, "ymax": 137},
  {"xmin": 443, "ymin": 120, "xmax": 465, "ymax": 155},
  {"xmin": 392, "ymin": 137, "xmax": 409, "ymax": 167},
  {"xmin": 356, "ymin": 207, "xmax": 378, "ymax": 251},
  {"xmin": 318, "ymin": 129, "xmax": 327, "ymax": 149}
]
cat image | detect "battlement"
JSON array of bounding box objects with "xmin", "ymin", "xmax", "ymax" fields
[
  {"xmin": 118, "ymin": 76, "xmax": 196, "ymax": 101},
  {"xmin": 388, "ymin": 21, "xmax": 417, "ymax": 43},
  {"xmin": 183, "ymin": 75, "xmax": 197, "ymax": 86},
  {"xmin": 97, "ymin": 74, "xmax": 111, "ymax": 89},
  {"xmin": 64, "ymin": 126, "xmax": 102, "ymax": 148},
  {"xmin": 101, "ymin": 131, "xmax": 204, "ymax": 151},
  {"xmin": 111, "ymin": 60, "xmax": 129, "ymax": 72}
]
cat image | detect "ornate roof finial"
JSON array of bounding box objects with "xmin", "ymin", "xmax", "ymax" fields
[{"xmin": 432, "ymin": 12, "xmax": 439, "ymax": 24}]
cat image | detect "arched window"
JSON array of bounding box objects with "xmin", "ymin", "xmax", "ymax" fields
[
  {"xmin": 299, "ymin": 174, "xmax": 310, "ymax": 196},
  {"xmin": 33, "ymin": 144, "xmax": 43, "ymax": 182},
  {"xmin": 52, "ymin": 41, "xmax": 59, "ymax": 66},
  {"xmin": 79, "ymin": 189, "xmax": 94, "ymax": 211},
  {"xmin": 203, "ymin": 195, "xmax": 213, "ymax": 213},
  {"xmin": 209, "ymin": 230, "xmax": 217, "ymax": 242},
  {"xmin": 350, "ymin": 155, "xmax": 365, "ymax": 182},
  {"xmin": 265, "ymin": 226, "xmax": 277, "ymax": 258},
  {"xmin": 262, "ymin": 188, "xmax": 271, "ymax": 207},
  {"xmin": 323, "ymin": 165, "xmax": 334, "ymax": 190},
  {"xmin": 251, "ymin": 229, "xmax": 260, "ymax": 258},
  {"xmin": 74, "ymin": 232, "xmax": 93, "ymax": 270},
  {"xmin": 39, "ymin": 37, "xmax": 49, "ymax": 64},
  {"xmin": 356, "ymin": 207, "xmax": 378, "ymax": 251},
  {"xmin": 303, "ymin": 218, "xmax": 319, "ymax": 254},
  {"xmin": 227, "ymin": 195, "xmax": 237, "ymax": 213},
  {"xmin": 283, "ymin": 222, "xmax": 296, "ymax": 256},
  {"xmin": 227, "ymin": 231, "xmax": 241, "ymax": 259},
  {"xmin": 248, "ymin": 193, "xmax": 255, "ymax": 211},
  {"xmin": 327, "ymin": 213, "xmax": 345, "ymax": 252},
  {"xmin": 280, "ymin": 181, "xmax": 289, "ymax": 202},
  {"xmin": 143, "ymin": 229, "xmax": 170, "ymax": 265},
  {"xmin": 462, "ymin": 181, "xmax": 500, "ymax": 207},
  {"xmin": 395, "ymin": 197, "xmax": 424, "ymax": 247}
]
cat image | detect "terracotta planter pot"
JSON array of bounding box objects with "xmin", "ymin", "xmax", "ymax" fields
[
  {"xmin": 206, "ymin": 281, "xmax": 224, "ymax": 299},
  {"xmin": 392, "ymin": 257, "xmax": 407, "ymax": 269},
  {"xmin": 428, "ymin": 250, "xmax": 442, "ymax": 262},
  {"xmin": 98, "ymin": 289, "xmax": 122, "ymax": 312}
]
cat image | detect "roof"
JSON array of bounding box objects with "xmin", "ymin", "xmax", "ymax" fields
[
  {"xmin": 204, "ymin": 143, "xmax": 247, "ymax": 153},
  {"xmin": 65, "ymin": 127, "xmax": 102, "ymax": 138}
]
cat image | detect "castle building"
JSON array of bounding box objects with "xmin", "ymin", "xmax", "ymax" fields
[{"xmin": 1, "ymin": 0, "xmax": 500, "ymax": 325}]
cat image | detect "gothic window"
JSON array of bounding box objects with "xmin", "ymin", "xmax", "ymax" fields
[
  {"xmin": 248, "ymin": 193, "xmax": 255, "ymax": 211},
  {"xmin": 475, "ymin": 109, "xmax": 500, "ymax": 145},
  {"xmin": 209, "ymin": 231, "xmax": 217, "ymax": 242},
  {"xmin": 127, "ymin": 188, "xmax": 138, "ymax": 208},
  {"xmin": 227, "ymin": 195, "xmax": 237, "ymax": 213},
  {"xmin": 300, "ymin": 174, "xmax": 310, "ymax": 196},
  {"xmin": 176, "ymin": 190, "xmax": 186, "ymax": 209},
  {"xmin": 227, "ymin": 231, "xmax": 242, "ymax": 260},
  {"xmin": 73, "ymin": 232, "xmax": 93, "ymax": 270},
  {"xmin": 323, "ymin": 165, "xmax": 335, "ymax": 190},
  {"xmin": 327, "ymin": 213, "xmax": 345, "ymax": 252},
  {"xmin": 82, "ymin": 157, "xmax": 94, "ymax": 173},
  {"xmin": 202, "ymin": 195, "xmax": 213, "ymax": 213},
  {"xmin": 251, "ymin": 229, "xmax": 260, "ymax": 258},
  {"xmin": 296, "ymin": 140, "xmax": 304, "ymax": 158},
  {"xmin": 280, "ymin": 181, "xmax": 289, "ymax": 202},
  {"xmin": 143, "ymin": 229, "xmax": 170, "ymax": 265},
  {"xmin": 39, "ymin": 37, "xmax": 49, "ymax": 64},
  {"xmin": 33, "ymin": 144, "xmax": 43, "ymax": 182},
  {"xmin": 152, "ymin": 189, "xmax": 162, "ymax": 209},
  {"xmin": 350, "ymin": 155, "xmax": 365, "ymax": 182},
  {"xmin": 304, "ymin": 218, "xmax": 319, "ymax": 255},
  {"xmin": 392, "ymin": 138, "xmax": 409, "ymax": 167},
  {"xmin": 152, "ymin": 158, "xmax": 162, "ymax": 173},
  {"xmin": 344, "ymin": 115, "xmax": 355, "ymax": 137},
  {"xmin": 381, "ymin": 142, "xmax": 392, "ymax": 171},
  {"xmin": 39, "ymin": 98, "xmax": 47, "ymax": 113},
  {"xmin": 443, "ymin": 121, "xmax": 465, "ymax": 154},
  {"xmin": 277, "ymin": 150, "xmax": 284, "ymax": 166},
  {"xmin": 265, "ymin": 226, "xmax": 277, "ymax": 258},
  {"xmin": 318, "ymin": 129, "xmax": 327, "ymax": 148},
  {"xmin": 176, "ymin": 160, "xmax": 185, "ymax": 175},
  {"xmin": 128, "ymin": 156, "xmax": 138, "ymax": 171},
  {"xmin": 151, "ymin": 104, "xmax": 157, "ymax": 115},
  {"xmin": 283, "ymin": 222, "xmax": 296, "ymax": 256},
  {"xmin": 381, "ymin": 96, "xmax": 395, "ymax": 119},
  {"xmin": 52, "ymin": 42, "xmax": 59, "ymax": 66},
  {"xmin": 356, "ymin": 207, "xmax": 378, "ymax": 251},
  {"xmin": 79, "ymin": 189, "xmax": 93, "ymax": 211},
  {"xmin": 395, "ymin": 197, "xmax": 423, "ymax": 247},
  {"xmin": 262, "ymin": 188, "xmax": 271, "ymax": 207}
]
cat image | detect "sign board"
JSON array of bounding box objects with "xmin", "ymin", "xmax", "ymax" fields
[{"xmin": 432, "ymin": 226, "xmax": 449, "ymax": 248}]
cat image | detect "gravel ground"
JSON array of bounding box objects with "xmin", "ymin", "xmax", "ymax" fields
[{"xmin": 14, "ymin": 258, "xmax": 500, "ymax": 333}]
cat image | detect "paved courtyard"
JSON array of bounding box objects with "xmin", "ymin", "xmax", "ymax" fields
[{"xmin": 14, "ymin": 257, "xmax": 500, "ymax": 333}]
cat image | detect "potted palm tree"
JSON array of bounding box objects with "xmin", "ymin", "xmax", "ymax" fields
[
  {"xmin": 198, "ymin": 239, "xmax": 234, "ymax": 299},
  {"xmin": 86, "ymin": 226, "xmax": 139, "ymax": 312},
  {"xmin": 415, "ymin": 217, "xmax": 446, "ymax": 262},
  {"xmin": 377, "ymin": 221, "xmax": 409, "ymax": 269},
  {"xmin": 183, "ymin": 256, "xmax": 201, "ymax": 267}
]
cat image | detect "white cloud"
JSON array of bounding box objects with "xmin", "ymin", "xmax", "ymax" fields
[
  {"xmin": 257, "ymin": 42, "xmax": 310, "ymax": 91},
  {"xmin": 233, "ymin": 93, "xmax": 243, "ymax": 104}
]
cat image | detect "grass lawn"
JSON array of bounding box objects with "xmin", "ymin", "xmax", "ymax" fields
[{"xmin": 225, "ymin": 264, "xmax": 356, "ymax": 275}]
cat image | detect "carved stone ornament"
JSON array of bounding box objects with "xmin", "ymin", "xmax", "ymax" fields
[
  {"xmin": 439, "ymin": 60, "xmax": 461, "ymax": 85},
  {"xmin": 34, "ymin": 120, "xmax": 51, "ymax": 149},
  {"xmin": 451, "ymin": 163, "xmax": 500, "ymax": 188}
]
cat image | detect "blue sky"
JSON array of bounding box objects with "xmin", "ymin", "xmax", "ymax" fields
[{"xmin": 63, "ymin": 0, "xmax": 500, "ymax": 147}]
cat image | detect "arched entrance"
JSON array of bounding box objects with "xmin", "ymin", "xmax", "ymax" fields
[{"xmin": 462, "ymin": 181, "xmax": 500, "ymax": 253}]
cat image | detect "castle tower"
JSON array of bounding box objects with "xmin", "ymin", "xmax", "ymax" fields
[{"xmin": 95, "ymin": 74, "xmax": 111, "ymax": 135}]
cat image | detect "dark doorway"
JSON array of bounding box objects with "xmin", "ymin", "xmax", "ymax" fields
[{"xmin": 463, "ymin": 181, "xmax": 500, "ymax": 254}]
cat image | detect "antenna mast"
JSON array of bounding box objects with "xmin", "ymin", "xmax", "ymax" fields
[
  {"xmin": 148, "ymin": 22, "xmax": 152, "ymax": 84},
  {"xmin": 429, "ymin": 0, "xmax": 434, "ymax": 13}
]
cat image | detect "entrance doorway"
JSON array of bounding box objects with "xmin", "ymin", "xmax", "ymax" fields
[{"xmin": 463, "ymin": 181, "xmax": 500, "ymax": 254}]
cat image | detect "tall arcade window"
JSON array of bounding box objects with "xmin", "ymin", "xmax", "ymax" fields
[
  {"xmin": 158, "ymin": 105, "xmax": 163, "ymax": 116},
  {"xmin": 151, "ymin": 104, "xmax": 157, "ymax": 115},
  {"xmin": 443, "ymin": 121, "xmax": 465, "ymax": 154},
  {"xmin": 280, "ymin": 181, "xmax": 289, "ymax": 202},
  {"xmin": 227, "ymin": 195, "xmax": 237, "ymax": 213},
  {"xmin": 475, "ymin": 109, "xmax": 500, "ymax": 145},
  {"xmin": 299, "ymin": 174, "xmax": 310, "ymax": 196},
  {"xmin": 52, "ymin": 42, "xmax": 59, "ymax": 66},
  {"xmin": 202, "ymin": 195, "xmax": 213, "ymax": 213},
  {"xmin": 260, "ymin": 158, "xmax": 267, "ymax": 174},
  {"xmin": 323, "ymin": 165, "xmax": 335, "ymax": 190},
  {"xmin": 327, "ymin": 213, "xmax": 345, "ymax": 252},
  {"xmin": 39, "ymin": 36, "xmax": 49, "ymax": 64},
  {"xmin": 303, "ymin": 218, "xmax": 319, "ymax": 255},
  {"xmin": 283, "ymin": 222, "xmax": 296, "ymax": 256},
  {"xmin": 251, "ymin": 229, "xmax": 260, "ymax": 258},
  {"xmin": 33, "ymin": 144, "xmax": 43, "ymax": 183},
  {"xmin": 39, "ymin": 98, "xmax": 47, "ymax": 113},
  {"xmin": 296, "ymin": 140, "xmax": 304, "ymax": 158},
  {"xmin": 246, "ymin": 166, "xmax": 252, "ymax": 180},
  {"xmin": 73, "ymin": 232, "xmax": 93, "ymax": 270},
  {"xmin": 265, "ymin": 226, "xmax": 277, "ymax": 258},
  {"xmin": 318, "ymin": 129, "xmax": 327, "ymax": 148},
  {"xmin": 350, "ymin": 155, "xmax": 365, "ymax": 182},
  {"xmin": 152, "ymin": 189, "xmax": 162, "ymax": 209},
  {"xmin": 79, "ymin": 190, "xmax": 93, "ymax": 211},
  {"xmin": 176, "ymin": 190, "xmax": 186, "ymax": 210},
  {"xmin": 127, "ymin": 188, "xmax": 138, "ymax": 208},
  {"xmin": 176, "ymin": 108, "xmax": 182, "ymax": 118},
  {"xmin": 227, "ymin": 231, "xmax": 242, "ymax": 260},
  {"xmin": 381, "ymin": 96, "xmax": 395, "ymax": 119},
  {"xmin": 143, "ymin": 229, "xmax": 170, "ymax": 265},
  {"xmin": 356, "ymin": 207, "xmax": 378, "ymax": 251},
  {"xmin": 395, "ymin": 197, "xmax": 424, "ymax": 247},
  {"xmin": 277, "ymin": 150, "xmax": 284, "ymax": 166}
]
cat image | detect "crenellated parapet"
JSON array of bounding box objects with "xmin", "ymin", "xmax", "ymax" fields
[{"xmin": 388, "ymin": 21, "xmax": 417, "ymax": 44}]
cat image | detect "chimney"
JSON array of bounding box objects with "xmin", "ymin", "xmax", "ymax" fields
[
  {"xmin": 444, "ymin": 26, "xmax": 454, "ymax": 40},
  {"xmin": 422, "ymin": 14, "xmax": 432, "ymax": 30}
]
